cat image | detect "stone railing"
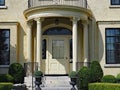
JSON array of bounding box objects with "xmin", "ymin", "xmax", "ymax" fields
[{"xmin": 28, "ymin": 0, "xmax": 87, "ymax": 8}]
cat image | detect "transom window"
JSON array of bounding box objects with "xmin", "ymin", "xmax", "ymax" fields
[
  {"xmin": 43, "ymin": 27, "xmax": 72, "ymax": 35},
  {"xmin": 111, "ymin": 0, "xmax": 120, "ymax": 5},
  {"xmin": 0, "ymin": 0, "xmax": 5, "ymax": 6},
  {"xmin": 0, "ymin": 29, "xmax": 10, "ymax": 65},
  {"xmin": 106, "ymin": 28, "xmax": 120, "ymax": 64}
]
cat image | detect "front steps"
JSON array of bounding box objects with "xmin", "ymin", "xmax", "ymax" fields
[{"xmin": 24, "ymin": 76, "xmax": 77, "ymax": 90}]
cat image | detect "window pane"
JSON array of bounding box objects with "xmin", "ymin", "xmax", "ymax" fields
[
  {"xmin": 0, "ymin": 29, "xmax": 10, "ymax": 65},
  {"xmin": 52, "ymin": 40, "xmax": 64, "ymax": 59},
  {"xmin": 69, "ymin": 39, "xmax": 72, "ymax": 59},
  {"xmin": 42, "ymin": 39, "xmax": 46, "ymax": 59},
  {"xmin": 0, "ymin": 0, "xmax": 5, "ymax": 6},
  {"xmin": 43, "ymin": 27, "xmax": 72, "ymax": 35},
  {"xmin": 111, "ymin": 0, "xmax": 120, "ymax": 5},
  {"xmin": 106, "ymin": 28, "xmax": 120, "ymax": 64}
]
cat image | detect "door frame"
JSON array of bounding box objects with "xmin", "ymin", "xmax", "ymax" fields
[{"xmin": 42, "ymin": 35, "xmax": 72, "ymax": 74}]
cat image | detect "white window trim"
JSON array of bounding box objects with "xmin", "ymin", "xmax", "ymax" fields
[
  {"xmin": 104, "ymin": 64, "xmax": 120, "ymax": 68},
  {"xmin": 0, "ymin": 65, "xmax": 9, "ymax": 68},
  {"xmin": 0, "ymin": 5, "xmax": 7, "ymax": 9}
]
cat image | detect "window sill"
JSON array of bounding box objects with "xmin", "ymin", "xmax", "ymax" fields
[
  {"xmin": 109, "ymin": 5, "xmax": 120, "ymax": 8},
  {"xmin": 104, "ymin": 64, "xmax": 120, "ymax": 68},
  {"xmin": 0, "ymin": 6, "xmax": 7, "ymax": 9},
  {"xmin": 0, "ymin": 65, "xmax": 9, "ymax": 68}
]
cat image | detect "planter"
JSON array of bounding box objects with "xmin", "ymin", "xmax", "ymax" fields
[
  {"xmin": 70, "ymin": 77, "xmax": 77, "ymax": 88},
  {"xmin": 35, "ymin": 76, "xmax": 42, "ymax": 87}
]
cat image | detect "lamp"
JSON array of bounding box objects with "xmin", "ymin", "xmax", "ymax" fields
[{"xmin": 55, "ymin": 18, "xmax": 59, "ymax": 25}]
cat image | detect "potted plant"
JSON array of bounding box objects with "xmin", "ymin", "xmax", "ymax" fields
[
  {"xmin": 34, "ymin": 70, "xmax": 43, "ymax": 88},
  {"xmin": 69, "ymin": 71, "xmax": 77, "ymax": 89}
]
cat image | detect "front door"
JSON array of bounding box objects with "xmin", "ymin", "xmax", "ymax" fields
[{"xmin": 48, "ymin": 37, "xmax": 69, "ymax": 74}]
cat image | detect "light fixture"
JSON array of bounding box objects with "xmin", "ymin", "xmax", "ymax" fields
[{"xmin": 55, "ymin": 18, "xmax": 59, "ymax": 25}]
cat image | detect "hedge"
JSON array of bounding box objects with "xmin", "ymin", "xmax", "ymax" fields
[
  {"xmin": 0, "ymin": 83, "xmax": 13, "ymax": 90},
  {"xmin": 89, "ymin": 83, "xmax": 120, "ymax": 90}
]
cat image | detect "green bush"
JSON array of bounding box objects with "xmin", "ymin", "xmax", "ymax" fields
[
  {"xmin": 90, "ymin": 61, "xmax": 103, "ymax": 82},
  {"xmin": 116, "ymin": 73, "xmax": 120, "ymax": 83},
  {"xmin": 8, "ymin": 63, "xmax": 25, "ymax": 84},
  {"xmin": 0, "ymin": 74, "xmax": 14, "ymax": 82},
  {"xmin": 0, "ymin": 83, "xmax": 13, "ymax": 90},
  {"xmin": 89, "ymin": 83, "xmax": 120, "ymax": 90},
  {"xmin": 69, "ymin": 71, "xmax": 77, "ymax": 78},
  {"xmin": 77, "ymin": 66, "xmax": 91, "ymax": 90},
  {"xmin": 101, "ymin": 75, "xmax": 116, "ymax": 83},
  {"xmin": 34, "ymin": 70, "xmax": 43, "ymax": 77}
]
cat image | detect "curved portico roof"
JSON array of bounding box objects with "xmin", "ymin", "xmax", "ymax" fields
[{"xmin": 24, "ymin": 5, "xmax": 92, "ymax": 20}]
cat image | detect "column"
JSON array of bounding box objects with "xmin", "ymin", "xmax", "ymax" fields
[
  {"xmin": 27, "ymin": 21, "xmax": 32, "ymax": 62},
  {"xmin": 83, "ymin": 20, "xmax": 89, "ymax": 66},
  {"xmin": 35, "ymin": 18, "xmax": 42, "ymax": 70},
  {"xmin": 72, "ymin": 17, "xmax": 79, "ymax": 71}
]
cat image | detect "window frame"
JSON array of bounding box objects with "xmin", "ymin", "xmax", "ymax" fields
[
  {"xmin": 0, "ymin": 29, "xmax": 10, "ymax": 66},
  {"xmin": 105, "ymin": 28, "xmax": 120, "ymax": 64}
]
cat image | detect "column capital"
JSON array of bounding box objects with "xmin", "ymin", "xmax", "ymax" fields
[
  {"xmin": 27, "ymin": 21, "xmax": 33, "ymax": 28},
  {"xmin": 34, "ymin": 17, "xmax": 44, "ymax": 23},
  {"xmin": 82, "ymin": 20, "xmax": 89, "ymax": 26},
  {"xmin": 71, "ymin": 17, "xmax": 80, "ymax": 22}
]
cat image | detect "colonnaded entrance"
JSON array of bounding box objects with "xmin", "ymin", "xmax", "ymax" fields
[{"xmin": 42, "ymin": 27, "xmax": 72, "ymax": 74}]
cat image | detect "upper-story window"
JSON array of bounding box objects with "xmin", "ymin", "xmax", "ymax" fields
[
  {"xmin": 0, "ymin": 29, "xmax": 10, "ymax": 65},
  {"xmin": 111, "ymin": 0, "xmax": 120, "ymax": 5},
  {"xmin": 106, "ymin": 28, "xmax": 120, "ymax": 64},
  {"xmin": 0, "ymin": 0, "xmax": 5, "ymax": 6}
]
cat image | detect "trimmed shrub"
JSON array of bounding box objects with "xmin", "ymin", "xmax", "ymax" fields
[
  {"xmin": 101, "ymin": 75, "xmax": 116, "ymax": 83},
  {"xmin": 34, "ymin": 70, "xmax": 43, "ymax": 77},
  {"xmin": 77, "ymin": 66, "xmax": 91, "ymax": 90},
  {"xmin": 0, "ymin": 83, "xmax": 13, "ymax": 90},
  {"xmin": 90, "ymin": 61, "xmax": 103, "ymax": 82},
  {"xmin": 89, "ymin": 83, "xmax": 120, "ymax": 90},
  {"xmin": 69, "ymin": 71, "xmax": 77, "ymax": 78},
  {"xmin": 116, "ymin": 73, "xmax": 120, "ymax": 83},
  {"xmin": 8, "ymin": 63, "xmax": 25, "ymax": 84},
  {"xmin": 0, "ymin": 74, "xmax": 14, "ymax": 82}
]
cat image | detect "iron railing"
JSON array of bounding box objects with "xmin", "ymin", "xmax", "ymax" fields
[
  {"xmin": 24, "ymin": 62, "xmax": 38, "ymax": 76},
  {"xmin": 28, "ymin": 0, "xmax": 87, "ymax": 8}
]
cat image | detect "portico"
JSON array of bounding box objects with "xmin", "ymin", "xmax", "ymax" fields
[{"xmin": 24, "ymin": 5, "xmax": 91, "ymax": 74}]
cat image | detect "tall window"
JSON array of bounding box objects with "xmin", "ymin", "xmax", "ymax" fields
[
  {"xmin": 0, "ymin": 29, "xmax": 10, "ymax": 65},
  {"xmin": 111, "ymin": 0, "xmax": 120, "ymax": 5},
  {"xmin": 106, "ymin": 28, "xmax": 120, "ymax": 64},
  {"xmin": 0, "ymin": 0, "xmax": 5, "ymax": 6}
]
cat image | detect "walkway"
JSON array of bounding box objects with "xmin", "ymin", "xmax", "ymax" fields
[{"xmin": 25, "ymin": 76, "xmax": 78, "ymax": 90}]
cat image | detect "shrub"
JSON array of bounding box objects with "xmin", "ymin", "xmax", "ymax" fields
[
  {"xmin": 77, "ymin": 66, "xmax": 91, "ymax": 90},
  {"xmin": 0, "ymin": 83, "xmax": 13, "ymax": 90},
  {"xmin": 8, "ymin": 63, "xmax": 25, "ymax": 84},
  {"xmin": 0, "ymin": 74, "xmax": 14, "ymax": 82},
  {"xmin": 101, "ymin": 75, "xmax": 116, "ymax": 83},
  {"xmin": 69, "ymin": 71, "xmax": 77, "ymax": 78},
  {"xmin": 89, "ymin": 83, "xmax": 120, "ymax": 90},
  {"xmin": 34, "ymin": 70, "xmax": 43, "ymax": 77},
  {"xmin": 116, "ymin": 73, "xmax": 120, "ymax": 83},
  {"xmin": 90, "ymin": 61, "xmax": 103, "ymax": 82}
]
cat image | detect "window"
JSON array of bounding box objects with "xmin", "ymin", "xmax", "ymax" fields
[
  {"xmin": 106, "ymin": 28, "xmax": 120, "ymax": 64},
  {"xmin": 111, "ymin": 0, "xmax": 120, "ymax": 5},
  {"xmin": 0, "ymin": 0, "xmax": 5, "ymax": 6},
  {"xmin": 42, "ymin": 39, "xmax": 46, "ymax": 59},
  {"xmin": 0, "ymin": 29, "xmax": 10, "ymax": 65}
]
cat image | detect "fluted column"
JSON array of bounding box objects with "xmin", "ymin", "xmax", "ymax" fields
[
  {"xmin": 27, "ymin": 21, "xmax": 32, "ymax": 62},
  {"xmin": 35, "ymin": 18, "xmax": 42, "ymax": 70},
  {"xmin": 83, "ymin": 20, "xmax": 89, "ymax": 66},
  {"xmin": 72, "ymin": 17, "xmax": 79, "ymax": 71}
]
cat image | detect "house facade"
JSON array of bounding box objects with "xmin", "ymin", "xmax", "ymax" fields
[{"xmin": 0, "ymin": 0, "xmax": 120, "ymax": 76}]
